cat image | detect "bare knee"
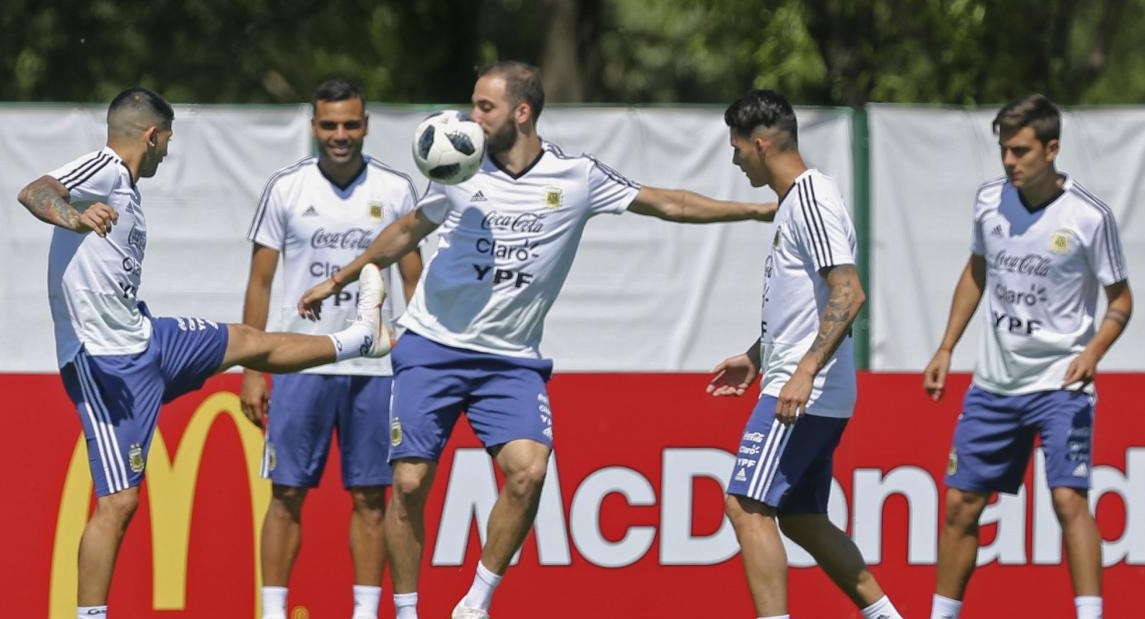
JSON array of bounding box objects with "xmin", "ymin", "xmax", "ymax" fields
[
  {"xmin": 503, "ymin": 458, "xmax": 547, "ymax": 502},
  {"xmin": 943, "ymin": 488, "xmax": 989, "ymax": 531},
  {"xmin": 726, "ymin": 494, "xmax": 775, "ymax": 529},
  {"xmin": 268, "ymin": 485, "xmax": 308, "ymax": 521},
  {"xmin": 94, "ymin": 487, "xmax": 140, "ymax": 528},
  {"xmin": 350, "ymin": 486, "xmax": 386, "ymax": 524},
  {"xmin": 1051, "ymin": 487, "xmax": 1092, "ymax": 525},
  {"xmin": 391, "ymin": 460, "xmax": 435, "ymax": 504},
  {"xmin": 777, "ymin": 513, "xmax": 827, "ymax": 546}
]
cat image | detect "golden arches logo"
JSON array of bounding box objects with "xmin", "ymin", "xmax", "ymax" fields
[{"xmin": 48, "ymin": 391, "xmax": 270, "ymax": 618}]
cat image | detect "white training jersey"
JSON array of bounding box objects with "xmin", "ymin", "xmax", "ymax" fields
[
  {"xmin": 46, "ymin": 147, "xmax": 152, "ymax": 367},
  {"xmin": 758, "ymin": 169, "xmax": 857, "ymax": 418},
  {"xmin": 400, "ymin": 142, "xmax": 641, "ymax": 358},
  {"xmin": 248, "ymin": 155, "xmax": 419, "ymax": 375},
  {"xmin": 970, "ymin": 175, "xmax": 1128, "ymax": 395}
]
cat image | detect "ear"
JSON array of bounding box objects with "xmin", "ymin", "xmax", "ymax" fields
[
  {"xmin": 1045, "ymin": 138, "xmax": 1060, "ymax": 161},
  {"xmin": 144, "ymin": 126, "xmax": 158, "ymax": 147},
  {"xmin": 514, "ymin": 101, "xmax": 531, "ymax": 126}
]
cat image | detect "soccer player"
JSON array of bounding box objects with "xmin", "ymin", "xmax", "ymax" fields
[
  {"xmin": 240, "ymin": 79, "xmax": 424, "ymax": 619},
  {"xmin": 16, "ymin": 87, "xmax": 389, "ymax": 619},
  {"xmin": 297, "ymin": 61, "xmax": 776, "ymax": 619},
  {"xmin": 923, "ymin": 94, "xmax": 1132, "ymax": 619},
  {"xmin": 708, "ymin": 90, "xmax": 905, "ymax": 619}
]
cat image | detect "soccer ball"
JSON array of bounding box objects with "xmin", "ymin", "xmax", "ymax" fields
[{"xmin": 411, "ymin": 111, "xmax": 486, "ymax": 184}]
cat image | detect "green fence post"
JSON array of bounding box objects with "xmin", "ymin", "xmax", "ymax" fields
[{"xmin": 851, "ymin": 107, "xmax": 871, "ymax": 370}]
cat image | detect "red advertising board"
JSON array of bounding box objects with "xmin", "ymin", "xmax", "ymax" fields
[{"xmin": 4, "ymin": 372, "xmax": 1143, "ymax": 617}]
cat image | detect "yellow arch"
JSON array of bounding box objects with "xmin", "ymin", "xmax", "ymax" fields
[{"xmin": 49, "ymin": 391, "xmax": 269, "ymax": 618}]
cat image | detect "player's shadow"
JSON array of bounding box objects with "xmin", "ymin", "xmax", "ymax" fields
[{"xmin": 422, "ymin": 206, "xmax": 495, "ymax": 332}]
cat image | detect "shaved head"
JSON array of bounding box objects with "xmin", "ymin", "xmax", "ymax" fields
[{"xmin": 107, "ymin": 87, "xmax": 174, "ymax": 138}]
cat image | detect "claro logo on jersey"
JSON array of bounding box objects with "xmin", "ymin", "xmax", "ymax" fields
[{"xmin": 310, "ymin": 228, "xmax": 375, "ymax": 250}]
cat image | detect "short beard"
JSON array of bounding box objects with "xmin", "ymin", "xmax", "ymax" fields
[{"xmin": 486, "ymin": 122, "xmax": 518, "ymax": 155}]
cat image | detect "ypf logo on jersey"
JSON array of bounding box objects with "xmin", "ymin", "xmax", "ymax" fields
[{"xmin": 544, "ymin": 185, "xmax": 563, "ymax": 209}]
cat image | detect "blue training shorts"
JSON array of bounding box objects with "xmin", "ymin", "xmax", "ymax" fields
[
  {"xmin": 946, "ymin": 385, "xmax": 1095, "ymax": 494},
  {"xmin": 388, "ymin": 331, "xmax": 554, "ymax": 461},
  {"xmin": 726, "ymin": 395, "xmax": 848, "ymax": 513},
  {"xmin": 60, "ymin": 314, "xmax": 228, "ymax": 496},
  {"xmin": 261, "ymin": 373, "xmax": 393, "ymax": 488}
]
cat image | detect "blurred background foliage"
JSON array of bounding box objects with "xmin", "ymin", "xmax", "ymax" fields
[{"xmin": 2, "ymin": 0, "xmax": 1141, "ymax": 106}]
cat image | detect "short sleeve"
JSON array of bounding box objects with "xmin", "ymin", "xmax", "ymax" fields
[
  {"xmin": 1087, "ymin": 209, "xmax": 1129, "ymax": 285},
  {"xmin": 49, "ymin": 151, "xmax": 119, "ymax": 205},
  {"xmin": 248, "ymin": 176, "xmax": 288, "ymax": 250},
  {"xmin": 586, "ymin": 156, "xmax": 641, "ymax": 217},
  {"xmin": 792, "ymin": 178, "xmax": 855, "ymax": 271},
  {"xmin": 416, "ymin": 182, "xmax": 453, "ymax": 224}
]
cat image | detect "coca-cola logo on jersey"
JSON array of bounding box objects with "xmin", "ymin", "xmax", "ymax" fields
[
  {"xmin": 480, "ymin": 211, "xmax": 546, "ymax": 233},
  {"xmin": 310, "ymin": 227, "xmax": 375, "ymax": 250},
  {"xmin": 991, "ymin": 250, "xmax": 1051, "ymax": 277}
]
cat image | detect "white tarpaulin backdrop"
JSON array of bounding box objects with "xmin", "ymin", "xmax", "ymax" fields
[
  {"xmin": 869, "ymin": 106, "xmax": 1145, "ymax": 371},
  {"xmin": 0, "ymin": 105, "xmax": 852, "ymax": 373}
]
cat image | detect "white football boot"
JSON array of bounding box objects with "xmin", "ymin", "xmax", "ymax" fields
[
  {"xmin": 451, "ymin": 601, "xmax": 490, "ymax": 619},
  {"xmin": 354, "ymin": 263, "xmax": 394, "ymax": 358}
]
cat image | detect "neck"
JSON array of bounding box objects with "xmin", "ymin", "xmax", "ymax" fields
[
  {"xmin": 1017, "ymin": 169, "xmax": 1064, "ymax": 206},
  {"xmin": 107, "ymin": 140, "xmax": 142, "ymax": 183},
  {"xmin": 766, "ymin": 151, "xmax": 809, "ymax": 201},
  {"xmin": 318, "ymin": 155, "xmax": 365, "ymax": 187},
  {"xmin": 491, "ymin": 132, "xmax": 543, "ymax": 175}
]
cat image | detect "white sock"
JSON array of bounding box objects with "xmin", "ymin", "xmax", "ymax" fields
[
  {"xmin": 461, "ymin": 561, "xmax": 502, "ymax": 611},
  {"xmin": 930, "ymin": 594, "xmax": 962, "ymax": 619},
  {"xmin": 1075, "ymin": 596, "xmax": 1102, "ymax": 619},
  {"xmin": 352, "ymin": 585, "xmax": 382, "ymax": 619},
  {"xmin": 77, "ymin": 606, "xmax": 108, "ymax": 618},
  {"xmin": 261, "ymin": 586, "xmax": 288, "ymax": 619},
  {"xmin": 861, "ymin": 595, "xmax": 904, "ymax": 619},
  {"xmin": 394, "ymin": 592, "xmax": 418, "ymax": 619},
  {"xmin": 759, "ymin": 615, "xmax": 789, "ymax": 619},
  {"xmin": 328, "ymin": 322, "xmax": 373, "ymax": 362}
]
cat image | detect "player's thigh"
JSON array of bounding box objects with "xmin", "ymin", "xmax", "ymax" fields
[
  {"xmin": 946, "ymin": 386, "xmax": 1034, "ymax": 494},
  {"xmin": 338, "ymin": 375, "xmax": 394, "ymax": 488},
  {"xmin": 726, "ymin": 396, "xmax": 845, "ymax": 511},
  {"xmin": 146, "ymin": 315, "xmax": 229, "ymax": 402},
  {"xmin": 466, "ymin": 364, "xmax": 554, "ymax": 451},
  {"xmin": 61, "ymin": 351, "xmax": 165, "ymax": 497},
  {"xmin": 388, "ymin": 364, "xmax": 468, "ymax": 462},
  {"xmin": 263, "ymin": 373, "xmax": 343, "ymax": 487},
  {"xmin": 1026, "ymin": 389, "xmax": 1095, "ymax": 490}
]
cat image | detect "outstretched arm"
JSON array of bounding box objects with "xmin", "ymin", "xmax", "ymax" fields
[
  {"xmin": 775, "ymin": 264, "xmax": 866, "ymax": 423},
  {"xmin": 628, "ymin": 186, "xmax": 776, "ymax": 223},
  {"xmin": 922, "ymin": 255, "xmax": 986, "ymax": 401},
  {"xmin": 1062, "ymin": 280, "xmax": 1133, "ymax": 389},
  {"xmin": 298, "ymin": 209, "xmax": 439, "ymax": 319},
  {"xmin": 17, "ymin": 175, "xmax": 118, "ymax": 236}
]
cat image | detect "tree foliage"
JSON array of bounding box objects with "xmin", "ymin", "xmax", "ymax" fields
[{"xmin": 2, "ymin": 0, "xmax": 1142, "ymax": 105}]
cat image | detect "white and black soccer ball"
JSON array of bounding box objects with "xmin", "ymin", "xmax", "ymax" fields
[{"xmin": 411, "ymin": 110, "xmax": 486, "ymax": 184}]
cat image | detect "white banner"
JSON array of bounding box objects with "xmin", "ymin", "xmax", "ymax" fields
[
  {"xmin": 0, "ymin": 105, "xmax": 852, "ymax": 373},
  {"xmin": 869, "ymin": 106, "xmax": 1145, "ymax": 371}
]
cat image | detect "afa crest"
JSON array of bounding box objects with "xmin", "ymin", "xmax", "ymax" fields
[
  {"xmin": 946, "ymin": 448, "xmax": 958, "ymax": 476},
  {"xmin": 369, "ymin": 201, "xmax": 384, "ymax": 221},
  {"xmin": 390, "ymin": 417, "xmax": 403, "ymax": 447},
  {"xmin": 129, "ymin": 443, "xmax": 145, "ymax": 473},
  {"xmin": 1049, "ymin": 228, "xmax": 1074, "ymax": 255},
  {"xmin": 266, "ymin": 442, "xmax": 277, "ymax": 472},
  {"xmin": 544, "ymin": 186, "xmax": 563, "ymax": 209}
]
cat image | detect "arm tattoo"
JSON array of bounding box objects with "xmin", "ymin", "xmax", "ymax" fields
[
  {"xmin": 1104, "ymin": 307, "xmax": 1130, "ymax": 328},
  {"xmin": 25, "ymin": 182, "xmax": 80, "ymax": 229},
  {"xmin": 806, "ymin": 266, "xmax": 861, "ymax": 371}
]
